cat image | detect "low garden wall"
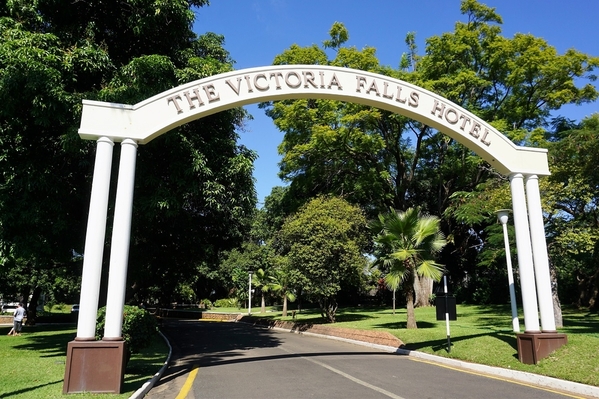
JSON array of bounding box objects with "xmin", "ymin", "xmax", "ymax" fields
[{"xmin": 239, "ymin": 316, "xmax": 404, "ymax": 348}]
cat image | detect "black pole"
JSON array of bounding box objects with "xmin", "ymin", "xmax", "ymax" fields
[{"xmin": 444, "ymin": 275, "xmax": 451, "ymax": 353}]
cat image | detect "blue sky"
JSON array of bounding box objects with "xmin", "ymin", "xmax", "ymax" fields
[{"xmin": 193, "ymin": 0, "xmax": 599, "ymax": 205}]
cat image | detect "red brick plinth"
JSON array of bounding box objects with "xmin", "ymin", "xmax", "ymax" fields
[
  {"xmin": 63, "ymin": 340, "xmax": 127, "ymax": 394},
  {"xmin": 516, "ymin": 332, "xmax": 567, "ymax": 365}
]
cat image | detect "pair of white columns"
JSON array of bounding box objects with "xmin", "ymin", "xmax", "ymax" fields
[
  {"xmin": 75, "ymin": 137, "xmax": 138, "ymax": 340},
  {"xmin": 509, "ymin": 173, "xmax": 556, "ymax": 333}
]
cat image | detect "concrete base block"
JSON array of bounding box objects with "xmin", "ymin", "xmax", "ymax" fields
[
  {"xmin": 516, "ymin": 332, "xmax": 567, "ymax": 365},
  {"xmin": 63, "ymin": 340, "xmax": 126, "ymax": 394}
]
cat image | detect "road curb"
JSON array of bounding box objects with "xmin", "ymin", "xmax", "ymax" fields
[
  {"xmin": 259, "ymin": 323, "xmax": 599, "ymax": 399},
  {"xmin": 129, "ymin": 330, "xmax": 172, "ymax": 399}
]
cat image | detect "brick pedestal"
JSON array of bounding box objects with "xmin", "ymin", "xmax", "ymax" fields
[
  {"xmin": 63, "ymin": 340, "xmax": 127, "ymax": 394},
  {"xmin": 516, "ymin": 332, "xmax": 567, "ymax": 364}
]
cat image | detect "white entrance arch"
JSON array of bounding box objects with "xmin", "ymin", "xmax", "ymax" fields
[{"xmin": 65, "ymin": 65, "xmax": 562, "ymax": 392}]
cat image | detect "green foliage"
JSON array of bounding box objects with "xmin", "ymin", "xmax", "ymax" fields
[
  {"xmin": 278, "ymin": 196, "xmax": 369, "ymax": 322},
  {"xmin": 214, "ymin": 298, "xmax": 238, "ymax": 308},
  {"xmin": 0, "ymin": 0, "xmax": 256, "ymax": 313},
  {"xmin": 95, "ymin": 306, "xmax": 158, "ymax": 355},
  {"xmin": 199, "ymin": 298, "xmax": 213, "ymax": 309},
  {"xmin": 371, "ymin": 208, "xmax": 447, "ymax": 328}
]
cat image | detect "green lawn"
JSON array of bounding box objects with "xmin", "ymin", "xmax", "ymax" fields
[
  {"xmin": 0, "ymin": 324, "xmax": 168, "ymax": 399},
  {"xmin": 246, "ymin": 304, "xmax": 599, "ymax": 387},
  {"xmin": 0, "ymin": 304, "xmax": 597, "ymax": 398}
]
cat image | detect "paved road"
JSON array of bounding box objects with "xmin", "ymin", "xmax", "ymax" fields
[{"xmin": 145, "ymin": 319, "xmax": 584, "ymax": 399}]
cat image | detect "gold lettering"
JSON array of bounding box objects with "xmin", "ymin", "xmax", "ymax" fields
[
  {"xmin": 202, "ymin": 84, "xmax": 220, "ymax": 103},
  {"xmin": 167, "ymin": 95, "xmax": 183, "ymax": 114},
  {"xmin": 254, "ymin": 74, "xmax": 269, "ymax": 91},
  {"xmin": 225, "ymin": 78, "xmax": 243, "ymax": 95}
]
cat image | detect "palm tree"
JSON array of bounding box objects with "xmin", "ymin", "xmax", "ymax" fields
[
  {"xmin": 252, "ymin": 268, "xmax": 270, "ymax": 314},
  {"xmin": 371, "ymin": 208, "xmax": 447, "ymax": 329},
  {"xmin": 265, "ymin": 268, "xmax": 297, "ymax": 317}
]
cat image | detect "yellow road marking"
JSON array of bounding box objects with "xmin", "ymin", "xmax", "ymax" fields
[
  {"xmin": 175, "ymin": 365, "xmax": 199, "ymax": 399},
  {"xmin": 409, "ymin": 357, "xmax": 585, "ymax": 399}
]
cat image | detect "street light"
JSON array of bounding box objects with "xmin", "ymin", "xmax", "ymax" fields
[
  {"xmin": 248, "ymin": 270, "xmax": 253, "ymax": 315},
  {"xmin": 496, "ymin": 209, "xmax": 520, "ymax": 332}
]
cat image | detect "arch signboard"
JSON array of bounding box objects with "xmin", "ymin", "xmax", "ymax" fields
[
  {"xmin": 64, "ymin": 65, "xmax": 562, "ymax": 393},
  {"xmin": 79, "ymin": 65, "xmax": 549, "ymax": 176}
]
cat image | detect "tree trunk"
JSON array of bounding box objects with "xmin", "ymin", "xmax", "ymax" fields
[
  {"xmin": 414, "ymin": 275, "xmax": 433, "ymax": 307},
  {"xmin": 548, "ymin": 257, "xmax": 563, "ymax": 328},
  {"xmin": 406, "ymin": 286, "xmax": 417, "ymax": 329},
  {"xmin": 261, "ymin": 293, "xmax": 266, "ymax": 314},
  {"xmin": 282, "ymin": 295, "xmax": 288, "ymax": 317},
  {"xmin": 26, "ymin": 286, "xmax": 42, "ymax": 325}
]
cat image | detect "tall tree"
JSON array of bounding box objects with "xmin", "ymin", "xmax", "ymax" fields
[
  {"xmin": 0, "ymin": 1, "xmax": 257, "ymax": 311},
  {"xmin": 277, "ymin": 196, "xmax": 369, "ymax": 322},
  {"xmin": 371, "ymin": 208, "xmax": 447, "ymax": 329},
  {"xmin": 264, "ymin": 0, "xmax": 598, "ymax": 308}
]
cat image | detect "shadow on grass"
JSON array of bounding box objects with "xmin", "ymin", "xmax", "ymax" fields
[
  {"xmin": 402, "ymin": 329, "xmax": 518, "ymax": 353},
  {"xmin": 10, "ymin": 324, "xmax": 76, "ymax": 358},
  {"xmin": 560, "ymin": 312, "xmax": 599, "ymax": 334},
  {"xmin": 375, "ymin": 321, "xmax": 437, "ymax": 329},
  {"xmin": 0, "ymin": 379, "xmax": 63, "ymax": 398}
]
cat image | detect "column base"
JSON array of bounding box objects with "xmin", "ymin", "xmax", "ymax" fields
[
  {"xmin": 516, "ymin": 332, "xmax": 567, "ymax": 365},
  {"xmin": 63, "ymin": 340, "xmax": 127, "ymax": 394}
]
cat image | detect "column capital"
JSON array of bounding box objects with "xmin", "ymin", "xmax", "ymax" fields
[
  {"xmin": 97, "ymin": 136, "xmax": 115, "ymax": 146},
  {"xmin": 121, "ymin": 138, "xmax": 138, "ymax": 148}
]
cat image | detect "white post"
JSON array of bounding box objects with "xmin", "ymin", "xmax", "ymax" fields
[
  {"xmin": 76, "ymin": 137, "xmax": 114, "ymax": 340},
  {"xmin": 104, "ymin": 139, "xmax": 138, "ymax": 339},
  {"xmin": 443, "ymin": 275, "xmax": 451, "ymax": 352},
  {"xmin": 248, "ymin": 271, "xmax": 253, "ymax": 315},
  {"xmin": 509, "ymin": 173, "xmax": 541, "ymax": 333},
  {"xmin": 525, "ymin": 175, "xmax": 557, "ymax": 332},
  {"xmin": 496, "ymin": 210, "xmax": 520, "ymax": 333}
]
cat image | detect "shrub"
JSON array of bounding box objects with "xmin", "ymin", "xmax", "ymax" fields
[
  {"xmin": 199, "ymin": 299, "xmax": 213, "ymax": 309},
  {"xmin": 214, "ymin": 298, "xmax": 238, "ymax": 308},
  {"xmin": 95, "ymin": 305, "xmax": 158, "ymax": 355}
]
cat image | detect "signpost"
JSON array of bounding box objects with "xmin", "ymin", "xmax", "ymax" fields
[{"xmin": 435, "ymin": 275, "xmax": 457, "ymax": 352}]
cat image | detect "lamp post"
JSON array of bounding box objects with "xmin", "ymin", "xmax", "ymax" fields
[
  {"xmin": 248, "ymin": 270, "xmax": 253, "ymax": 315},
  {"xmin": 496, "ymin": 209, "xmax": 520, "ymax": 332}
]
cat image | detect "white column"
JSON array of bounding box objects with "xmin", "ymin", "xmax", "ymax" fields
[
  {"xmin": 509, "ymin": 173, "xmax": 541, "ymax": 333},
  {"xmin": 104, "ymin": 139, "xmax": 138, "ymax": 339},
  {"xmin": 497, "ymin": 210, "xmax": 520, "ymax": 332},
  {"xmin": 525, "ymin": 175, "xmax": 557, "ymax": 332},
  {"xmin": 76, "ymin": 137, "xmax": 114, "ymax": 340}
]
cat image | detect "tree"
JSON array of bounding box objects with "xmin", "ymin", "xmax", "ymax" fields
[
  {"xmin": 544, "ymin": 115, "xmax": 599, "ymax": 312},
  {"xmin": 371, "ymin": 208, "xmax": 447, "ymax": 329},
  {"xmin": 277, "ymin": 196, "xmax": 369, "ymax": 322},
  {"xmin": 0, "ymin": 1, "xmax": 257, "ymax": 311},
  {"xmin": 265, "ymin": 263, "xmax": 297, "ymax": 317},
  {"xmin": 264, "ymin": 2, "xmax": 598, "ymax": 308}
]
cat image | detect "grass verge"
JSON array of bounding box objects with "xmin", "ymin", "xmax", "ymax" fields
[
  {"xmin": 0, "ymin": 323, "xmax": 168, "ymax": 399},
  {"xmin": 248, "ymin": 304, "xmax": 599, "ymax": 387}
]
